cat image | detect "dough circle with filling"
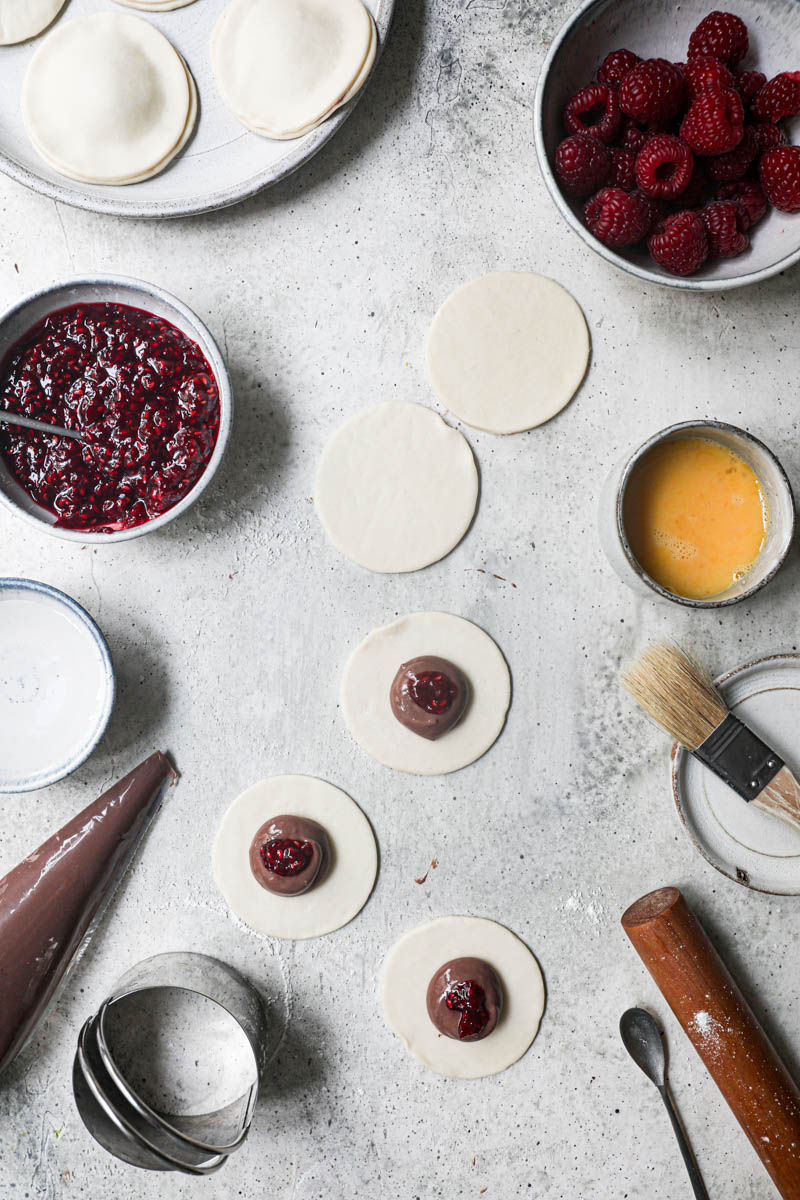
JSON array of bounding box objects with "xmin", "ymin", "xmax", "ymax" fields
[
  {"xmin": 381, "ymin": 916, "xmax": 545, "ymax": 1078},
  {"xmin": 211, "ymin": 0, "xmax": 373, "ymax": 139},
  {"xmin": 341, "ymin": 612, "xmax": 511, "ymax": 775},
  {"xmin": 426, "ymin": 272, "xmax": 590, "ymax": 434},
  {"xmin": 22, "ymin": 13, "xmax": 193, "ymax": 184},
  {"xmin": 0, "ymin": 0, "xmax": 65, "ymax": 45},
  {"xmin": 315, "ymin": 403, "xmax": 478, "ymax": 573},
  {"xmin": 213, "ymin": 775, "xmax": 377, "ymax": 939}
]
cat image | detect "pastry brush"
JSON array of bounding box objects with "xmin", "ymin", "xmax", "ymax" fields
[{"xmin": 620, "ymin": 642, "xmax": 800, "ymax": 834}]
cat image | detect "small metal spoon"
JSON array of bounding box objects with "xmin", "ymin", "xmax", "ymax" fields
[
  {"xmin": 0, "ymin": 411, "xmax": 85, "ymax": 441},
  {"xmin": 620, "ymin": 1008, "xmax": 709, "ymax": 1200}
]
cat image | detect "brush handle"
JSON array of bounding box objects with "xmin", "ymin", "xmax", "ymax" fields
[
  {"xmin": 754, "ymin": 766, "xmax": 800, "ymax": 835},
  {"xmin": 622, "ymin": 887, "xmax": 800, "ymax": 1200}
]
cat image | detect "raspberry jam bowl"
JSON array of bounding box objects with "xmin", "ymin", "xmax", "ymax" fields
[
  {"xmin": 0, "ymin": 277, "xmax": 231, "ymax": 542},
  {"xmin": 534, "ymin": 0, "xmax": 800, "ymax": 290}
]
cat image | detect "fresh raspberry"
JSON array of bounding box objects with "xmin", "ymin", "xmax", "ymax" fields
[
  {"xmin": 684, "ymin": 55, "xmax": 733, "ymax": 101},
  {"xmin": 750, "ymin": 121, "xmax": 788, "ymax": 154},
  {"xmin": 688, "ymin": 11, "xmax": 748, "ymax": 66},
  {"xmin": 717, "ymin": 178, "xmax": 768, "ymax": 228},
  {"xmin": 554, "ymin": 133, "xmax": 611, "ymax": 196},
  {"xmin": 648, "ymin": 210, "xmax": 710, "ymax": 275},
  {"xmin": 699, "ymin": 200, "xmax": 749, "ymax": 258},
  {"xmin": 619, "ymin": 59, "xmax": 685, "ymax": 124},
  {"xmin": 681, "ymin": 160, "xmax": 712, "ymax": 208},
  {"xmin": 563, "ymin": 83, "xmax": 622, "ymax": 143},
  {"xmin": 642, "ymin": 195, "xmax": 669, "ymax": 233},
  {"xmin": 620, "ymin": 118, "xmax": 650, "ymax": 154},
  {"xmin": 680, "ymin": 89, "xmax": 744, "ymax": 155},
  {"xmin": 583, "ymin": 187, "xmax": 652, "ymax": 248},
  {"xmin": 732, "ymin": 70, "xmax": 766, "ymax": 104},
  {"xmin": 751, "ymin": 74, "xmax": 800, "ymax": 123},
  {"xmin": 634, "ymin": 134, "xmax": 694, "ymax": 198},
  {"xmin": 706, "ymin": 125, "xmax": 757, "ymax": 181},
  {"xmin": 597, "ymin": 48, "xmax": 641, "ymax": 86},
  {"xmin": 608, "ymin": 146, "xmax": 637, "ymax": 190},
  {"xmin": 759, "ymin": 145, "xmax": 800, "ymax": 212}
]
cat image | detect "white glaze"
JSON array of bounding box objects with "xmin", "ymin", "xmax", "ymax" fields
[{"xmin": 0, "ymin": 585, "xmax": 114, "ymax": 790}]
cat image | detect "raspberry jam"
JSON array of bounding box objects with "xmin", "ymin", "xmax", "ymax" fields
[
  {"xmin": 407, "ymin": 669, "xmax": 458, "ymax": 715},
  {"xmin": 0, "ymin": 302, "xmax": 220, "ymax": 532},
  {"xmin": 445, "ymin": 980, "xmax": 490, "ymax": 1040},
  {"xmin": 260, "ymin": 838, "xmax": 314, "ymax": 877}
]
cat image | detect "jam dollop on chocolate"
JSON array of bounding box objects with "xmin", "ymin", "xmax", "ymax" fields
[
  {"xmin": 0, "ymin": 302, "xmax": 220, "ymax": 532},
  {"xmin": 426, "ymin": 957, "xmax": 502, "ymax": 1042},
  {"xmin": 390, "ymin": 656, "xmax": 469, "ymax": 740},
  {"xmin": 249, "ymin": 815, "xmax": 330, "ymax": 897}
]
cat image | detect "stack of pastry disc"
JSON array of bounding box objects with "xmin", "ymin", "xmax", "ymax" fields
[
  {"xmin": 113, "ymin": 0, "xmax": 197, "ymax": 9},
  {"xmin": 211, "ymin": 0, "xmax": 377, "ymax": 140},
  {"xmin": 21, "ymin": 14, "xmax": 197, "ymax": 186},
  {"xmin": 0, "ymin": 0, "xmax": 66, "ymax": 45}
]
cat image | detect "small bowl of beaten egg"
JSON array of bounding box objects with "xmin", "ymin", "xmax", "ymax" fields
[{"xmin": 599, "ymin": 421, "xmax": 795, "ymax": 608}]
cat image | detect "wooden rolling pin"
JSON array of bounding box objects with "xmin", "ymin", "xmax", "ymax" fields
[{"xmin": 622, "ymin": 886, "xmax": 800, "ymax": 1200}]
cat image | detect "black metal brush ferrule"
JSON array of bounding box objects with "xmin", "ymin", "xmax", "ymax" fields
[{"xmin": 694, "ymin": 713, "xmax": 784, "ymax": 801}]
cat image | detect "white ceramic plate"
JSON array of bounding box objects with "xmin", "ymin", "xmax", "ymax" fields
[
  {"xmin": 672, "ymin": 654, "xmax": 800, "ymax": 895},
  {"xmin": 0, "ymin": 0, "xmax": 393, "ymax": 219},
  {"xmin": 0, "ymin": 578, "xmax": 115, "ymax": 792}
]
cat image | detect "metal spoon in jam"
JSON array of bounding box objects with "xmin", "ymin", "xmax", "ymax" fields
[{"xmin": 389, "ymin": 655, "xmax": 468, "ymax": 740}]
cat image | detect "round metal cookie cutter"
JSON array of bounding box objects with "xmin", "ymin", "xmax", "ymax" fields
[{"xmin": 73, "ymin": 952, "xmax": 267, "ymax": 1174}]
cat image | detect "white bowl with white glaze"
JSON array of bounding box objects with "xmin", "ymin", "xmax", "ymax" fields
[
  {"xmin": 534, "ymin": 0, "xmax": 800, "ymax": 290},
  {"xmin": 0, "ymin": 275, "xmax": 232, "ymax": 544},
  {"xmin": 0, "ymin": 578, "xmax": 115, "ymax": 793}
]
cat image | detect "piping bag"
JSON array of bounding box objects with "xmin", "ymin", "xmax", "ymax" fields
[
  {"xmin": 0, "ymin": 752, "xmax": 177, "ymax": 1077},
  {"xmin": 623, "ymin": 886, "xmax": 800, "ymax": 1200}
]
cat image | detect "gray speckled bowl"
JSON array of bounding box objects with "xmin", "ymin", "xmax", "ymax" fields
[
  {"xmin": 0, "ymin": 276, "xmax": 232, "ymax": 544},
  {"xmin": 598, "ymin": 420, "xmax": 796, "ymax": 606},
  {"xmin": 534, "ymin": 0, "xmax": 800, "ymax": 290}
]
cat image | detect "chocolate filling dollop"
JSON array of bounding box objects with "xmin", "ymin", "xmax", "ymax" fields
[
  {"xmin": 249, "ymin": 814, "xmax": 330, "ymax": 897},
  {"xmin": 426, "ymin": 957, "xmax": 503, "ymax": 1042},
  {"xmin": 390, "ymin": 655, "xmax": 469, "ymax": 741}
]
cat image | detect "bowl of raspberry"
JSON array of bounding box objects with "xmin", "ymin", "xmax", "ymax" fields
[
  {"xmin": 534, "ymin": 1, "xmax": 800, "ymax": 289},
  {"xmin": 0, "ymin": 276, "xmax": 232, "ymax": 541}
]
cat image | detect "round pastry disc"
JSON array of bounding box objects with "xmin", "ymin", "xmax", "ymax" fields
[
  {"xmin": 672, "ymin": 654, "xmax": 800, "ymax": 895},
  {"xmin": 315, "ymin": 402, "xmax": 478, "ymax": 573},
  {"xmin": 0, "ymin": 0, "xmax": 65, "ymax": 45},
  {"xmin": 426, "ymin": 272, "xmax": 590, "ymax": 434},
  {"xmin": 341, "ymin": 611, "xmax": 511, "ymax": 775},
  {"xmin": 213, "ymin": 775, "xmax": 378, "ymax": 939},
  {"xmin": 27, "ymin": 58, "xmax": 198, "ymax": 186},
  {"xmin": 211, "ymin": 0, "xmax": 372, "ymax": 140},
  {"xmin": 234, "ymin": 14, "xmax": 377, "ymax": 140},
  {"xmin": 381, "ymin": 916, "xmax": 545, "ymax": 1079},
  {"xmin": 22, "ymin": 13, "xmax": 191, "ymax": 184},
  {"xmin": 114, "ymin": 0, "xmax": 197, "ymax": 9}
]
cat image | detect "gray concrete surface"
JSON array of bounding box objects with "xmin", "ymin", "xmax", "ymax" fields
[{"xmin": 2, "ymin": 1, "xmax": 799, "ymax": 1196}]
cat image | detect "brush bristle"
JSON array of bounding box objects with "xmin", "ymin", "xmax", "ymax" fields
[{"xmin": 619, "ymin": 642, "xmax": 729, "ymax": 751}]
